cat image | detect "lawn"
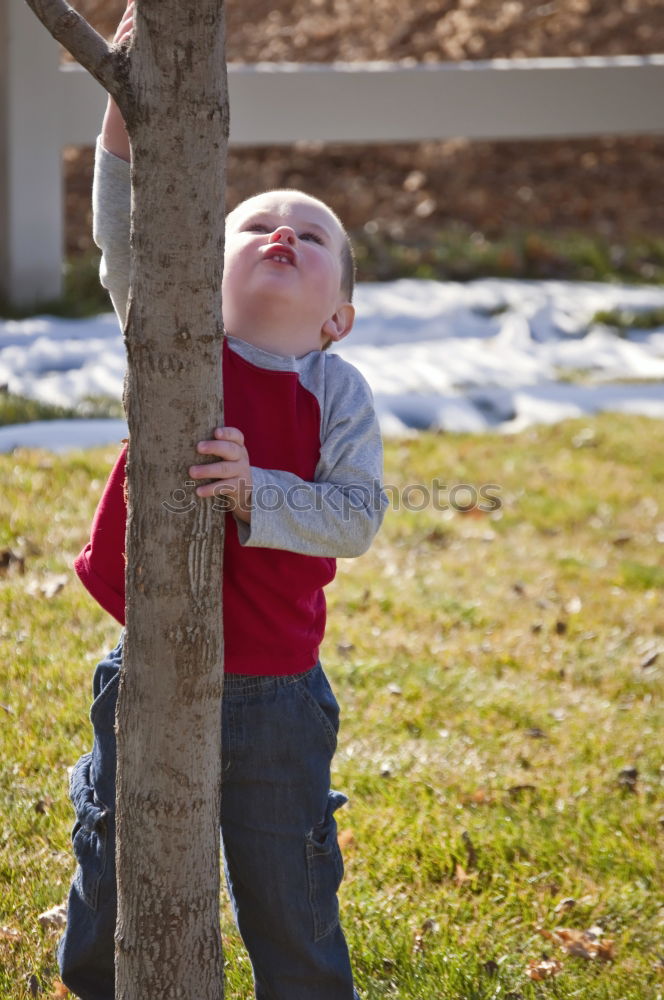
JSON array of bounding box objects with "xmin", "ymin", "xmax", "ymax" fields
[{"xmin": 1, "ymin": 413, "xmax": 663, "ymax": 998}]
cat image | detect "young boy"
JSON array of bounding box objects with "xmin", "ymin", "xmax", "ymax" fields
[{"xmin": 57, "ymin": 7, "xmax": 386, "ymax": 1000}]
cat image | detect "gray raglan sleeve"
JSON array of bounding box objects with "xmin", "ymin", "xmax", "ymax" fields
[
  {"xmin": 92, "ymin": 138, "xmax": 131, "ymax": 328},
  {"xmin": 235, "ymin": 360, "xmax": 388, "ymax": 558}
]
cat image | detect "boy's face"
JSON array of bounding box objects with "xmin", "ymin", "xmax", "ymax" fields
[{"xmin": 222, "ymin": 190, "xmax": 354, "ymax": 357}]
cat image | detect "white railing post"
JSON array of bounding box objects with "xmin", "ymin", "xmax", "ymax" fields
[{"xmin": 0, "ymin": 0, "xmax": 63, "ymax": 307}]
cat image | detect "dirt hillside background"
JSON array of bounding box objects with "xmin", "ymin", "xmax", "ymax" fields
[{"xmin": 65, "ymin": 0, "xmax": 664, "ymax": 279}]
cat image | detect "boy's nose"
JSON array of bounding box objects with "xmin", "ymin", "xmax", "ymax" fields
[{"xmin": 269, "ymin": 226, "xmax": 296, "ymax": 246}]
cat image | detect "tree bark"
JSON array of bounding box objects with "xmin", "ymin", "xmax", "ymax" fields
[{"xmin": 23, "ymin": 1, "xmax": 229, "ymax": 997}]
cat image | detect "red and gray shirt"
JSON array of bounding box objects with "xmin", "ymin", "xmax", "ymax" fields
[{"xmin": 75, "ymin": 142, "xmax": 386, "ymax": 675}]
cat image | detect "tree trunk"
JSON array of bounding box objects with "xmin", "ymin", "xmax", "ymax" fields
[
  {"xmin": 22, "ymin": 2, "xmax": 228, "ymax": 997},
  {"xmin": 115, "ymin": 2, "xmax": 227, "ymax": 997}
]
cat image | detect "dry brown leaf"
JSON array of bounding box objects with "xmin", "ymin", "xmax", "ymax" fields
[
  {"xmin": 596, "ymin": 938, "xmax": 616, "ymax": 961},
  {"xmin": 454, "ymin": 863, "xmax": 477, "ymax": 887},
  {"xmin": 507, "ymin": 783, "xmax": 537, "ymax": 798},
  {"xmin": 51, "ymin": 982, "xmax": 71, "ymax": 998},
  {"xmin": 26, "ymin": 574, "xmax": 68, "ymax": 600},
  {"xmin": 0, "ymin": 926, "xmax": 21, "ymax": 941},
  {"xmin": 539, "ymin": 925, "xmax": 615, "ymax": 962},
  {"xmin": 413, "ymin": 917, "xmax": 439, "ymax": 954},
  {"xmin": 337, "ymin": 828, "xmax": 355, "ymax": 851},
  {"xmin": 526, "ymin": 956, "xmax": 563, "ymax": 980},
  {"xmin": 0, "ymin": 548, "xmax": 25, "ymax": 575},
  {"xmin": 553, "ymin": 897, "xmax": 576, "ymax": 914},
  {"xmin": 618, "ymin": 766, "xmax": 638, "ymax": 792},
  {"xmin": 463, "ymin": 788, "xmax": 493, "ymax": 805},
  {"xmin": 462, "ymin": 830, "xmax": 478, "ymax": 869},
  {"xmin": 38, "ymin": 903, "xmax": 68, "ymax": 931}
]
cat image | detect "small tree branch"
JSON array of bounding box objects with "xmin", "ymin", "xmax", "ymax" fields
[{"xmin": 23, "ymin": 0, "xmax": 121, "ymax": 100}]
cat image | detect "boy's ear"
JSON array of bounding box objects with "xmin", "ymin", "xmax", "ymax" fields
[{"xmin": 322, "ymin": 303, "xmax": 355, "ymax": 344}]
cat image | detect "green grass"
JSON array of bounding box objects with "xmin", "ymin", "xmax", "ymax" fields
[
  {"xmin": 352, "ymin": 225, "xmax": 664, "ymax": 285},
  {"xmin": 592, "ymin": 307, "xmax": 664, "ymax": 333},
  {"xmin": 1, "ymin": 414, "xmax": 663, "ymax": 998},
  {"xmin": 0, "ymin": 392, "xmax": 123, "ymax": 427}
]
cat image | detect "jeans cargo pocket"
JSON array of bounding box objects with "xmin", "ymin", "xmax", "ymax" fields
[
  {"xmin": 70, "ymin": 752, "xmax": 109, "ymax": 911},
  {"xmin": 305, "ymin": 790, "xmax": 347, "ymax": 942}
]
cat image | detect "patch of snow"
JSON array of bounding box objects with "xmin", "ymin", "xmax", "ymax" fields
[{"xmin": 1, "ymin": 277, "xmax": 663, "ymax": 451}]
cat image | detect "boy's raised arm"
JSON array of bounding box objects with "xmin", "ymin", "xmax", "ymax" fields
[
  {"xmin": 101, "ymin": 3, "xmax": 133, "ymax": 162},
  {"xmin": 102, "ymin": 97, "xmax": 130, "ymax": 163},
  {"xmin": 93, "ymin": 139, "xmax": 131, "ymax": 326},
  {"xmin": 91, "ymin": 3, "xmax": 133, "ymax": 326}
]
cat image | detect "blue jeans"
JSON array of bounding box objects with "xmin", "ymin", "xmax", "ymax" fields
[{"xmin": 58, "ymin": 635, "xmax": 358, "ymax": 999}]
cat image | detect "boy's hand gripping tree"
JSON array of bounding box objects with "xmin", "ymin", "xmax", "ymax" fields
[{"xmin": 23, "ymin": 1, "xmax": 228, "ymax": 997}]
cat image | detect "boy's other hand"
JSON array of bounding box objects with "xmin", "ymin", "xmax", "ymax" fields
[
  {"xmin": 189, "ymin": 427, "xmax": 253, "ymax": 523},
  {"xmin": 114, "ymin": 1, "xmax": 134, "ymax": 45}
]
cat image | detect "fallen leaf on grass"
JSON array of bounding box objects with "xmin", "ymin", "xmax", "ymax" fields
[
  {"xmin": 0, "ymin": 926, "xmax": 21, "ymax": 941},
  {"xmin": 507, "ymin": 783, "xmax": 537, "ymax": 799},
  {"xmin": 553, "ymin": 897, "xmax": 576, "ymax": 914},
  {"xmin": 336, "ymin": 640, "xmax": 355, "ymax": 657},
  {"xmin": 0, "ymin": 548, "xmax": 25, "ymax": 575},
  {"xmin": 50, "ymin": 982, "xmax": 70, "ymax": 998},
  {"xmin": 337, "ymin": 828, "xmax": 355, "ymax": 851},
  {"xmin": 462, "ymin": 830, "xmax": 478, "ymax": 869},
  {"xmin": 527, "ymin": 956, "xmax": 563, "ymax": 980},
  {"xmin": 618, "ymin": 766, "xmax": 638, "ymax": 792},
  {"xmin": 539, "ymin": 925, "xmax": 614, "ymax": 961},
  {"xmin": 612, "ymin": 533, "xmax": 633, "ymax": 546},
  {"xmin": 461, "ymin": 788, "xmax": 493, "ymax": 806},
  {"xmin": 413, "ymin": 916, "xmax": 439, "ymax": 954},
  {"xmin": 453, "ymin": 863, "xmax": 477, "ymax": 887},
  {"xmin": 26, "ymin": 574, "xmax": 68, "ymax": 599},
  {"xmin": 38, "ymin": 903, "xmax": 67, "ymax": 931}
]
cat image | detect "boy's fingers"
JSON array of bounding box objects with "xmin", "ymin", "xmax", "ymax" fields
[
  {"xmin": 189, "ymin": 460, "xmax": 242, "ymax": 480},
  {"xmin": 114, "ymin": 23, "xmax": 133, "ymax": 43},
  {"xmin": 196, "ymin": 477, "xmax": 247, "ymax": 498},
  {"xmin": 214, "ymin": 426, "xmax": 245, "ymax": 446},
  {"xmin": 196, "ymin": 440, "xmax": 244, "ymax": 460},
  {"xmin": 114, "ymin": 7, "xmax": 134, "ymax": 41}
]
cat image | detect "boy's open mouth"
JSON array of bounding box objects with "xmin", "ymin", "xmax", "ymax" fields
[{"xmin": 262, "ymin": 244, "xmax": 297, "ymax": 266}]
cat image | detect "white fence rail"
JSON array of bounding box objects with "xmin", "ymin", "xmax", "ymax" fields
[{"xmin": 2, "ymin": 0, "xmax": 664, "ymax": 306}]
